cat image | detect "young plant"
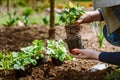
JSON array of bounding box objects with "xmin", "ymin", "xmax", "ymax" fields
[
  {"xmin": 12, "ymin": 52, "xmax": 32, "ymax": 70},
  {"xmin": 22, "ymin": 7, "xmax": 33, "ymax": 26},
  {"xmin": 21, "ymin": 40, "xmax": 45, "ymax": 59},
  {"xmin": 105, "ymin": 67, "xmax": 120, "ymax": 80},
  {"xmin": 0, "ymin": 40, "xmax": 45, "ymax": 70},
  {"xmin": 59, "ymin": 2, "xmax": 85, "ymax": 25},
  {"xmin": 4, "ymin": 11, "xmax": 19, "ymax": 27},
  {"xmin": 42, "ymin": 17, "xmax": 49, "ymax": 25},
  {"xmin": 58, "ymin": 2, "xmax": 85, "ymax": 52},
  {"xmin": 91, "ymin": 21, "xmax": 104, "ymax": 48},
  {"xmin": 0, "ymin": 52, "xmax": 14, "ymax": 70},
  {"xmin": 47, "ymin": 40, "xmax": 72, "ymax": 62}
]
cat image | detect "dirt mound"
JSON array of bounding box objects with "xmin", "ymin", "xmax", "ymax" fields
[{"xmin": 0, "ymin": 24, "xmax": 118, "ymax": 80}]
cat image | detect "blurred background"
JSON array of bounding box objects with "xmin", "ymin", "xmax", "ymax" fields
[{"xmin": 0, "ymin": 0, "xmax": 93, "ymax": 26}]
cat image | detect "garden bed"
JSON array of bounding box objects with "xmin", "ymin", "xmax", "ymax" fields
[{"xmin": 0, "ymin": 24, "xmax": 119, "ymax": 80}]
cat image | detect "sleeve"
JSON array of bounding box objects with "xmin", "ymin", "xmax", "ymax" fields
[
  {"xmin": 99, "ymin": 52, "xmax": 120, "ymax": 65},
  {"xmin": 97, "ymin": 9, "xmax": 104, "ymax": 21}
]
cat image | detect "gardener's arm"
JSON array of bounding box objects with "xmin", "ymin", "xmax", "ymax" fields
[
  {"xmin": 99, "ymin": 52, "xmax": 120, "ymax": 65},
  {"xmin": 73, "ymin": 10, "xmax": 103, "ymax": 25},
  {"xmin": 71, "ymin": 49, "xmax": 120, "ymax": 65}
]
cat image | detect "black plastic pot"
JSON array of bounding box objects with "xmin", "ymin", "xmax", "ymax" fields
[
  {"xmin": 65, "ymin": 36, "xmax": 82, "ymax": 53},
  {"xmin": 0, "ymin": 70, "xmax": 16, "ymax": 80},
  {"xmin": 51, "ymin": 57, "xmax": 63, "ymax": 66},
  {"xmin": 15, "ymin": 64, "xmax": 32, "ymax": 78},
  {"xmin": 36, "ymin": 57, "xmax": 46, "ymax": 66}
]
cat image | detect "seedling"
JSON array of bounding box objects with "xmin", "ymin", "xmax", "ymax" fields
[
  {"xmin": 0, "ymin": 52, "xmax": 13, "ymax": 70},
  {"xmin": 47, "ymin": 40, "xmax": 72, "ymax": 66},
  {"xmin": 105, "ymin": 67, "xmax": 120, "ymax": 80},
  {"xmin": 22, "ymin": 7, "xmax": 33, "ymax": 26},
  {"xmin": 57, "ymin": 2, "xmax": 85, "ymax": 52},
  {"xmin": 4, "ymin": 11, "xmax": 19, "ymax": 27},
  {"xmin": 91, "ymin": 21, "xmax": 104, "ymax": 48},
  {"xmin": 20, "ymin": 40, "xmax": 45, "ymax": 67},
  {"xmin": 42, "ymin": 17, "xmax": 49, "ymax": 25},
  {"xmin": 59, "ymin": 2, "xmax": 85, "ymax": 25},
  {"xmin": 0, "ymin": 40, "xmax": 45, "ymax": 70}
]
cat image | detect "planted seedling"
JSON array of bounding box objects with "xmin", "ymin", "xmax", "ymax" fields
[
  {"xmin": 12, "ymin": 51, "xmax": 33, "ymax": 78},
  {"xmin": 91, "ymin": 21, "xmax": 104, "ymax": 48},
  {"xmin": 0, "ymin": 52, "xmax": 16, "ymax": 80},
  {"xmin": 0, "ymin": 40, "xmax": 46, "ymax": 78},
  {"xmin": 21, "ymin": 40, "xmax": 46, "ymax": 66},
  {"xmin": 47, "ymin": 40, "xmax": 73, "ymax": 66},
  {"xmin": 22, "ymin": 7, "xmax": 33, "ymax": 26},
  {"xmin": 4, "ymin": 11, "xmax": 19, "ymax": 27},
  {"xmin": 32, "ymin": 40, "xmax": 46, "ymax": 65},
  {"xmin": 0, "ymin": 52, "xmax": 13, "ymax": 70},
  {"xmin": 13, "ymin": 40, "xmax": 45, "ymax": 78}
]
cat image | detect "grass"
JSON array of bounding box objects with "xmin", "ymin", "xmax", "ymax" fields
[
  {"xmin": 28, "ymin": 14, "xmax": 46, "ymax": 25},
  {"xmin": 0, "ymin": 13, "xmax": 9, "ymax": 26},
  {"xmin": 0, "ymin": 13, "xmax": 47, "ymax": 26},
  {"xmin": 0, "ymin": 11, "xmax": 61, "ymax": 26}
]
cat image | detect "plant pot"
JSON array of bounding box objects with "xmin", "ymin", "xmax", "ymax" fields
[
  {"xmin": 36, "ymin": 57, "xmax": 46, "ymax": 66},
  {"xmin": 65, "ymin": 36, "xmax": 82, "ymax": 53},
  {"xmin": 65, "ymin": 25, "xmax": 81, "ymax": 38},
  {"xmin": 51, "ymin": 57, "xmax": 63, "ymax": 66},
  {"xmin": 15, "ymin": 64, "xmax": 32, "ymax": 78},
  {"xmin": 0, "ymin": 70, "xmax": 16, "ymax": 80}
]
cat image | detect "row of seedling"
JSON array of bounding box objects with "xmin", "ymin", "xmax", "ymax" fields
[{"xmin": 0, "ymin": 39, "xmax": 73, "ymax": 79}]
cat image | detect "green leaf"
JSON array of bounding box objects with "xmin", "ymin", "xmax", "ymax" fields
[
  {"xmin": 14, "ymin": 64, "xmax": 21, "ymax": 70},
  {"xmin": 0, "ymin": 52, "xmax": 3, "ymax": 60},
  {"xmin": 42, "ymin": 17, "xmax": 49, "ymax": 25},
  {"xmin": 60, "ymin": 15, "xmax": 66, "ymax": 23},
  {"xmin": 22, "ymin": 7, "xmax": 33, "ymax": 16},
  {"xmin": 70, "ymin": 7, "xmax": 76, "ymax": 13},
  {"xmin": 65, "ymin": 54, "xmax": 73, "ymax": 60},
  {"xmin": 68, "ymin": 2, "xmax": 74, "ymax": 8},
  {"xmin": 30, "ymin": 59, "xmax": 37, "ymax": 65}
]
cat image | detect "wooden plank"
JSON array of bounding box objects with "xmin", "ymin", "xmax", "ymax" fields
[{"xmin": 93, "ymin": 0, "xmax": 120, "ymax": 9}]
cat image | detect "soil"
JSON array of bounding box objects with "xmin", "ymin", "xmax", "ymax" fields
[{"xmin": 0, "ymin": 24, "xmax": 119, "ymax": 80}]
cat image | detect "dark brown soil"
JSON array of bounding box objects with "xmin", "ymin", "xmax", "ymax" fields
[{"xmin": 0, "ymin": 24, "xmax": 119, "ymax": 80}]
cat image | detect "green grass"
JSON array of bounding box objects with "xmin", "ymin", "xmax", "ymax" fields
[
  {"xmin": 0, "ymin": 11, "xmax": 62, "ymax": 27},
  {"xmin": 0, "ymin": 13, "xmax": 9, "ymax": 26},
  {"xmin": 28, "ymin": 14, "xmax": 46, "ymax": 25},
  {"xmin": 0, "ymin": 13, "xmax": 47, "ymax": 26}
]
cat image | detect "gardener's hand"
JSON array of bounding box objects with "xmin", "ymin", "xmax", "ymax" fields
[
  {"xmin": 73, "ymin": 10, "xmax": 101, "ymax": 26},
  {"xmin": 71, "ymin": 48, "xmax": 101, "ymax": 60}
]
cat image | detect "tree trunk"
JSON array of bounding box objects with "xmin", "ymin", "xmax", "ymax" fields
[
  {"xmin": 0, "ymin": 0, "xmax": 2, "ymax": 6},
  {"xmin": 7, "ymin": 0, "xmax": 10, "ymax": 13},
  {"xmin": 49, "ymin": 0, "xmax": 55, "ymax": 39}
]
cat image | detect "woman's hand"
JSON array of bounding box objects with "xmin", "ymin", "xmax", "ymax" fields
[
  {"xmin": 73, "ymin": 10, "xmax": 101, "ymax": 26},
  {"xmin": 71, "ymin": 48, "xmax": 101, "ymax": 60}
]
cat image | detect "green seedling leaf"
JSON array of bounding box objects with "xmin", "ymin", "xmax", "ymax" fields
[
  {"xmin": 68, "ymin": 2, "xmax": 74, "ymax": 8},
  {"xmin": 47, "ymin": 40, "xmax": 72, "ymax": 62},
  {"xmin": 43, "ymin": 17, "xmax": 49, "ymax": 25},
  {"xmin": 60, "ymin": 15, "xmax": 66, "ymax": 23},
  {"xmin": 58, "ymin": 2, "xmax": 85, "ymax": 25},
  {"xmin": 22, "ymin": 7, "xmax": 33, "ymax": 17}
]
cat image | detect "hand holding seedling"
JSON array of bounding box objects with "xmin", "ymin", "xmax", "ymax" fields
[
  {"xmin": 73, "ymin": 10, "xmax": 101, "ymax": 26},
  {"xmin": 71, "ymin": 48, "xmax": 101, "ymax": 60}
]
